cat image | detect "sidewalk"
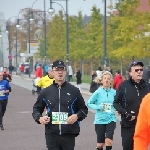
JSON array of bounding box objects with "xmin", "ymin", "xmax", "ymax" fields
[{"xmin": 12, "ymin": 72, "xmax": 92, "ymax": 96}]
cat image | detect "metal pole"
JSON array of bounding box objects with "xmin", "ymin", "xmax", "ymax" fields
[
  {"xmin": 0, "ymin": 28, "xmax": 2, "ymax": 65},
  {"xmin": 44, "ymin": 0, "xmax": 46, "ymax": 75},
  {"xmin": 103, "ymin": 0, "xmax": 107, "ymax": 68},
  {"xmin": 1, "ymin": 37, "xmax": 4, "ymax": 66},
  {"xmin": 66, "ymin": 0, "xmax": 69, "ymax": 82},
  {"xmin": 8, "ymin": 23, "xmax": 11, "ymax": 66},
  {"xmin": 28, "ymin": 18, "xmax": 31, "ymax": 77},
  {"xmin": 44, "ymin": 0, "xmax": 47, "ymax": 68},
  {"xmin": 16, "ymin": 28, "xmax": 18, "ymax": 74}
]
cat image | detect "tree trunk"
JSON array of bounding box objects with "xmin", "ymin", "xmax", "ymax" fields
[{"xmin": 74, "ymin": 61, "xmax": 77, "ymax": 74}]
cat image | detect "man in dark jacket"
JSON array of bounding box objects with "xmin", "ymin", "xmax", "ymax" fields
[
  {"xmin": 8, "ymin": 65, "xmax": 14, "ymax": 75},
  {"xmin": 32, "ymin": 60, "xmax": 88, "ymax": 150},
  {"xmin": 142, "ymin": 66, "xmax": 150, "ymax": 83},
  {"xmin": 113, "ymin": 61, "xmax": 150, "ymax": 150}
]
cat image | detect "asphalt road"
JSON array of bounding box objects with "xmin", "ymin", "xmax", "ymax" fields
[{"xmin": 0, "ymin": 76, "xmax": 131, "ymax": 150}]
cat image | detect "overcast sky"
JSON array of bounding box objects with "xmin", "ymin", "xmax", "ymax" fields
[{"xmin": 0, "ymin": 0, "xmax": 116, "ymax": 21}]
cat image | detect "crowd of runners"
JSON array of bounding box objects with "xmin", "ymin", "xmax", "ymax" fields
[{"xmin": 0, "ymin": 60, "xmax": 149, "ymax": 150}]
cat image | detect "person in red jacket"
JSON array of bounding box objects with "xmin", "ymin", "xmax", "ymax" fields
[
  {"xmin": 113, "ymin": 70, "xmax": 123, "ymax": 90},
  {"xmin": 35, "ymin": 65, "xmax": 42, "ymax": 78},
  {"xmin": 20, "ymin": 64, "xmax": 25, "ymax": 78}
]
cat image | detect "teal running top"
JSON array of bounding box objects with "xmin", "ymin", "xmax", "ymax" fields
[{"xmin": 87, "ymin": 87, "xmax": 116, "ymax": 124}]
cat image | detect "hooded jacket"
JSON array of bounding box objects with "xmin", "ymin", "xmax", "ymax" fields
[
  {"xmin": 134, "ymin": 93, "xmax": 150, "ymax": 150},
  {"xmin": 113, "ymin": 77, "xmax": 150, "ymax": 128},
  {"xmin": 113, "ymin": 74, "xmax": 123, "ymax": 90}
]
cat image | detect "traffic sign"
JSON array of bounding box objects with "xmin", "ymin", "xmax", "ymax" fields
[{"xmin": 8, "ymin": 54, "xmax": 12, "ymax": 59}]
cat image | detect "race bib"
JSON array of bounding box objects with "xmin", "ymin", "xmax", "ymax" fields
[
  {"xmin": 52, "ymin": 112, "xmax": 68, "ymax": 124},
  {"xmin": 101, "ymin": 103, "xmax": 112, "ymax": 112},
  {"xmin": 0, "ymin": 91, "xmax": 4, "ymax": 96}
]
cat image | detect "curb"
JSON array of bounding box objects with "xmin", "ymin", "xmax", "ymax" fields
[
  {"xmin": 13, "ymin": 75, "xmax": 92, "ymax": 96},
  {"xmin": 13, "ymin": 75, "xmax": 33, "ymax": 81},
  {"xmin": 81, "ymin": 91, "xmax": 92, "ymax": 96}
]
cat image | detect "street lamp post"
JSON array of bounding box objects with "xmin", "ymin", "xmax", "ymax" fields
[
  {"xmin": 48, "ymin": 0, "xmax": 69, "ymax": 82},
  {"xmin": 30, "ymin": 0, "xmax": 47, "ymax": 75},
  {"xmin": 28, "ymin": 17, "xmax": 31, "ymax": 77},
  {"xmin": 103, "ymin": 0, "xmax": 107, "ymax": 68},
  {"xmin": 16, "ymin": 8, "xmax": 31, "ymax": 77},
  {"xmin": 0, "ymin": 28, "xmax": 4, "ymax": 66},
  {"xmin": 6, "ymin": 23, "xmax": 11, "ymax": 66},
  {"xmin": 0, "ymin": 20, "xmax": 15, "ymax": 67},
  {"xmin": 15, "ymin": 27, "xmax": 18, "ymax": 74},
  {"xmin": 65, "ymin": 0, "xmax": 69, "ymax": 82},
  {"xmin": 44, "ymin": 0, "xmax": 47, "ymax": 67},
  {"xmin": 5, "ymin": 16, "xmax": 17, "ymax": 67}
]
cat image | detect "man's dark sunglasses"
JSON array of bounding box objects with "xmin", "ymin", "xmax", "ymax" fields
[{"xmin": 135, "ymin": 69, "xmax": 143, "ymax": 72}]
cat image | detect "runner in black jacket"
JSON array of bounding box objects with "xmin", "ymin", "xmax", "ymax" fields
[
  {"xmin": 32, "ymin": 60, "xmax": 88, "ymax": 150},
  {"xmin": 113, "ymin": 61, "xmax": 150, "ymax": 150}
]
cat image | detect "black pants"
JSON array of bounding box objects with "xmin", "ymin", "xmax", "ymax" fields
[
  {"xmin": 0, "ymin": 99, "xmax": 8, "ymax": 125},
  {"xmin": 46, "ymin": 133, "xmax": 75, "ymax": 150},
  {"xmin": 121, "ymin": 127, "xmax": 135, "ymax": 150}
]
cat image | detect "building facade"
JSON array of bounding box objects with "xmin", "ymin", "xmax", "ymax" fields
[{"xmin": 0, "ymin": 12, "xmax": 9, "ymax": 67}]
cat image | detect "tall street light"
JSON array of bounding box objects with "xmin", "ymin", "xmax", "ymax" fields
[
  {"xmin": 103, "ymin": 0, "xmax": 107, "ymax": 68},
  {"xmin": 48, "ymin": 0, "xmax": 69, "ymax": 82},
  {"xmin": 6, "ymin": 16, "xmax": 17, "ymax": 66},
  {"xmin": 16, "ymin": 8, "xmax": 31, "ymax": 77},
  {"xmin": 6, "ymin": 22, "xmax": 12, "ymax": 66},
  {"xmin": 0, "ymin": 27, "xmax": 5, "ymax": 66},
  {"xmin": 0, "ymin": 20, "xmax": 13, "ymax": 67},
  {"xmin": 15, "ymin": 26, "xmax": 18, "ymax": 74},
  {"xmin": 30, "ymin": 0, "xmax": 47, "ymax": 71},
  {"xmin": 0, "ymin": 21, "xmax": 12, "ymax": 67}
]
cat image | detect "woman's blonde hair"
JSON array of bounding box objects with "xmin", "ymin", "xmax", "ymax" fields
[
  {"xmin": 94, "ymin": 76, "xmax": 102, "ymax": 84},
  {"xmin": 101, "ymin": 71, "xmax": 113, "ymax": 80}
]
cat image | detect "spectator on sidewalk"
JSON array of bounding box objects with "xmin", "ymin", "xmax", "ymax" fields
[
  {"xmin": 107, "ymin": 66, "xmax": 113, "ymax": 75},
  {"xmin": 142, "ymin": 66, "xmax": 150, "ymax": 83},
  {"xmin": 35, "ymin": 65, "xmax": 42, "ymax": 78},
  {"xmin": 8, "ymin": 64, "xmax": 14, "ymax": 75},
  {"xmin": 113, "ymin": 70, "xmax": 123, "ymax": 90},
  {"xmin": 87, "ymin": 71, "xmax": 116, "ymax": 150},
  {"xmin": 125, "ymin": 69, "xmax": 130, "ymax": 80},
  {"xmin": 68, "ymin": 65, "xmax": 73, "ymax": 82},
  {"xmin": 19, "ymin": 64, "xmax": 25, "ymax": 78},
  {"xmin": 0, "ymin": 72, "xmax": 11, "ymax": 130},
  {"xmin": 75, "ymin": 69, "xmax": 82, "ymax": 90},
  {"xmin": 34, "ymin": 62, "xmax": 39, "ymax": 71},
  {"xmin": 44, "ymin": 64, "xmax": 49, "ymax": 76}
]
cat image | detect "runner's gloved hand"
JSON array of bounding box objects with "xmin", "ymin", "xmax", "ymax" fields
[{"xmin": 125, "ymin": 111, "xmax": 135, "ymax": 121}]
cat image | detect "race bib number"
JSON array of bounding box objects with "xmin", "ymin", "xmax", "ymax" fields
[
  {"xmin": 101, "ymin": 103, "xmax": 112, "ymax": 112},
  {"xmin": 52, "ymin": 112, "xmax": 68, "ymax": 124},
  {"xmin": 0, "ymin": 91, "xmax": 4, "ymax": 96}
]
